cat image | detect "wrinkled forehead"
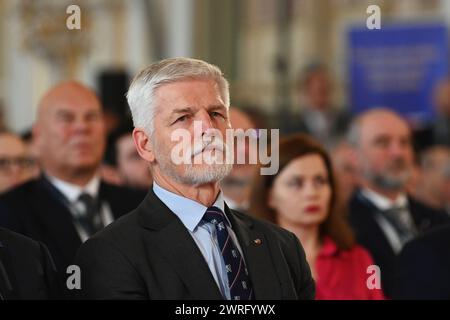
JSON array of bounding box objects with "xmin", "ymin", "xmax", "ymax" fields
[
  {"xmin": 39, "ymin": 87, "xmax": 102, "ymax": 119},
  {"xmin": 153, "ymin": 79, "xmax": 226, "ymax": 114},
  {"xmin": 361, "ymin": 113, "xmax": 411, "ymax": 142}
]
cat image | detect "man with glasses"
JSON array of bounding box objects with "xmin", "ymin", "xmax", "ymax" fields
[{"xmin": 0, "ymin": 132, "xmax": 36, "ymax": 194}]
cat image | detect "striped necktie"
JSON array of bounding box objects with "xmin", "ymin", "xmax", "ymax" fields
[{"xmin": 203, "ymin": 206, "xmax": 254, "ymax": 300}]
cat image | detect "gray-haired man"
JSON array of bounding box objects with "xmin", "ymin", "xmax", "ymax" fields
[{"xmin": 75, "ymin": 57, "xmax": 315, "ymax": 300}]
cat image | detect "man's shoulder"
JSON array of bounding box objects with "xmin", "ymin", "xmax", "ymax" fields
[
  {"xmin": 0, "ymin": 226, "xmax": 41, "ymax": 253},
  {"xmin": 100, "ymin": 181, "xmax": 147, "ymax": 200},
  {"xmin": 87, "ymin": 208, "xmax": 141, "ymax": 247},
  {"xmin": 0, "ymin": 179, "xmax": 42, "ymax": 203},
  {"xmin": 348, "ymin": 190, "xmax": 377, "ymax": 220},
  {"xmin": 408, "ymin": 197, "xmax": 450, "ymax": 232},
  {"xmin": 404, "ymin": 224, "xmax": 450, "ymax": 255},
  {"xmin": 409, "ymin": 196, "xmax": 450, "ymax": 220},
  {"xmin": 229, "ymin": 209, "xmax": 298, "ymax": 245}
]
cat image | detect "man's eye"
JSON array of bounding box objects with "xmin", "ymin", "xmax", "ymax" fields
[
  {"xmin": 86, "ymin": 113, "xmax": 101, "ymax": 121},
  {"xmin": 175, "ymin": 115, "xmax": 188, "ymax": 123},
  {"xmin": 58, "ymin": 114, "xmax": 73, "ymax": 122},
  {"xmin": 211, "ymin": 112, "xmax": 223, "ymax": 118}
]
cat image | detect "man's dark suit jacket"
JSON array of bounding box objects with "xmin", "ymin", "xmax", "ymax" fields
[
  {"xmin": 0, "ymin": 175, "xmax": 146, "ymax": 294},
  {"xmin": 75, "ymin": 188, "xmax": 315, "ymax": 300},
  {"xmin": 393, "ymin": 224, "xmax": 450, "ymax": 300},
  {"xmin": 348, "ymin": 189, "xmax": 450, "ymax": 298},
  {"xmin": 279, "ymin": 108, "xmax": 351, "ymax": 139},
  {"xmin": 0, "ymin": 227, "xmax": 59, "ymax": 300}
]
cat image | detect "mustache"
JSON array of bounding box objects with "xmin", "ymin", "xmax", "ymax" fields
[
  {"xmin": 191, "ymin": 137, "xmax": 225, "ymax": 158},
  {"xmin": 387, "ymin": 158, "xmax": 408, "ymax": 169}
]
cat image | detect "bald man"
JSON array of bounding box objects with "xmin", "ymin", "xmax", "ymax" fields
[
  {"xmin": 0, "ymin": 82, "xmax": 145, "ymax": 298},
  {"xmin": 0, "ymin": 132, "xmax": 35, "ymax": 194},
  {"xmin": 347, "ymin": 108, "xmax": 450, "ymax": 298}
]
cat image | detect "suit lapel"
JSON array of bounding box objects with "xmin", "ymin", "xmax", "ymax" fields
[
  {"xmin": 138, "ymin": 190, "xmax": 223, "ymax": 300},
  {"xmin": 32, "ymin": 177, "xmax": 82, "ymax": 267},
  {"xmin": 408, "ymin": 197, "xmax": 432, "ymax": 232},
  {"xmin": 354, "ymin": 190, "xmax": 397, "ymax": 256},
  {"xmin": 225, "ymin": 205, "xmax": 282, "ymax": 299},
  {"xmin": 0, "ymin": 239, "xmax": 19, "ymax": 300}
]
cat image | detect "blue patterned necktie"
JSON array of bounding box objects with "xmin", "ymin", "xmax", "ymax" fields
[{"xmin": 203, "ymin": 206, "xmax": 254, "ymax": 300}]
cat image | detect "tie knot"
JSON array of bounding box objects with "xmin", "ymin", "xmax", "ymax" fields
[
  {"xmin": 384, "ymin": 205, "xmax": 408, "ymax": 215},
  {"xmin": 203, "ymin": 206, "xmax": 227, "ymax": 226},
  {"xmin": 77, "ymin": 193, "xmax": 97, "ymax": 216},
  {"xmin": 78, "ymin": 193, "xmax": 95, "ymax": 206}
]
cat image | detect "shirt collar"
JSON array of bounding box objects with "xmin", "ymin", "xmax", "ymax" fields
[
  {"xmin": 47, "ymin": 173, "xmax": 101, "ymax": 203},
  {"xmin": 361, "ymin": 188, "xmax": 408, "ymax": 211},
  {"xmin": 153, "ymin": 182, "xmax": 227, "ymax": 232}
]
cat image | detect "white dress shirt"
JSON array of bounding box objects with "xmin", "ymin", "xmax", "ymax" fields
[
  {"xmin": 361, "ymin": 188, "xmax": 415, "ymax": 253},
  {"xmin": 47, "ymin": 174, "xmax": 114, "ymax": 242},
  {"xmin": 153, "ymin": 182, "xmax": 245, "ymax": 299}
]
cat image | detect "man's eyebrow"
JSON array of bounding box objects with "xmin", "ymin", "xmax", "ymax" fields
[
  {"xmin": 55, "ymin": 109, "xmax": 72, "ymax": 115},
  {"xmin": 207, "ymin": 105, "xmax": 227, "ymax": 112},
  {"xmin": 171, "ymin": 107, "xmax": 193, "ymax": 114}
]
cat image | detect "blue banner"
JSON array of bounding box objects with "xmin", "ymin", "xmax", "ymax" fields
[{"xmin": 348, "ymin": 23, "xmax": 449, "ymax": 123}]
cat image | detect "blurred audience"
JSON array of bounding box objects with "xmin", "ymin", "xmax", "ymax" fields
[
  {"xmin": 220, "ymin": 108, "xmax": 258, "ymax": 211},
  {"xmin": 413, "ymin": 146, "xmax": 450, "ymax": 216},
  {"xmin": 0, "ymin": 81, "xmax": 145, "ymax": 297},
  {"xmin": 414, "ymin": 78, "xmax": 450, "ymax": 150},
  {"xmin": 347, "ymin": 108, "xmax": 450, "ymax": 298},
  {"xmin": 394, "ymin": 224, "xmax": 450, "ymax": 300},
  {"xmin": 330, "ymin": 141, "xmax": 360, "ymax": 206},
  {"xmin": 250, "ymin": 134, "xmax": 384, "ymax": 300},
  {"xmin": 0, "ymin": 131, "xmax": 36, "ymax": 193},
  {"xmin": 20, "ymin": 129, "xmax": 41, "ymax": 178},
  {"xmin": 113, "ymin": 123, "xmax": 152, "ymax": 189},
  {"xmin": 281, "ymin": 63, "xmax": 351, "ymax": 147}
]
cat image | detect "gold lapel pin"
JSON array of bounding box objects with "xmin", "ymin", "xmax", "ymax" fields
[{"xmin": 253, "ymin": 238, "xmax": 262, "ymax": 245}]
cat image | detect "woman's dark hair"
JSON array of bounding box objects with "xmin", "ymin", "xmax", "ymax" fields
[{"xmin": 249, "ymin": 133, "xmax": 355, "ymax": 250}]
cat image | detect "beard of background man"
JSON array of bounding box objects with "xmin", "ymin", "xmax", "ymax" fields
[{"xmin": 362, "ymin": 156, "xmax": 412, "ymax": 192}]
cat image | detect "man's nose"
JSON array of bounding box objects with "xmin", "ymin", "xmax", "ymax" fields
[
  {"xmin": 74, "ymin": 118, "xmax": 91, "ymax": 133},
  {"xmin": 196, "ymin": 110, "xmax": 214, "ymax": 134},
  {"xmin": 389, "ymin": 141, "xmax": 407, "ymax": 158}
]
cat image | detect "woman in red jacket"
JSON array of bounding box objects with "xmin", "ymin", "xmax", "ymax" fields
[{"xmin": 249, "ymin": 134, "xmax": 384, "ymax": 300}]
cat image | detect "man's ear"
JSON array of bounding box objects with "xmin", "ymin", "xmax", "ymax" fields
[{"xmin": 133, "ymin": 128, "xmax": 155, "ymax": 162}]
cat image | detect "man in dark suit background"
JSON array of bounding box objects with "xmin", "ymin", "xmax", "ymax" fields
[
  {"xmin": 0, "ymin": 82, "xmax": 145, "ymax": 296},
  {"xmin": 347, "ymin": 108, "xmax": 450, "ymax": 298},
  {"xmin": 280, "ymin": 63, "xmax": 351, "ymax": 148},
  {"xmin": 393, "ymin": 224, "xmax": 450, "ymax": 300},
  {"xmin": 0, "ymin": 227, "xmax": 59, "ymax": 299},
  {"xmin": 75, "ymin": 58, "xmax": 315, "ymax": 300},
  {"xmin": 414, "ymin": 78, "xmax": 450, "ymax": 152}
]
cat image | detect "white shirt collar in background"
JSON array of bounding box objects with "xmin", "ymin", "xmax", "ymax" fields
[
  {"xmin": 362, "ymin": 188, "xmax": 408, "ymax": 211},
  {"xmin": 47, "ymin": 174, "xmax": 100, "ymax": 203}
]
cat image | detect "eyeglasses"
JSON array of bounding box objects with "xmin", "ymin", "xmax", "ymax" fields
[{"xmin": 0, "ymin": 157, "xmax": 37, "ymax": 173}]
